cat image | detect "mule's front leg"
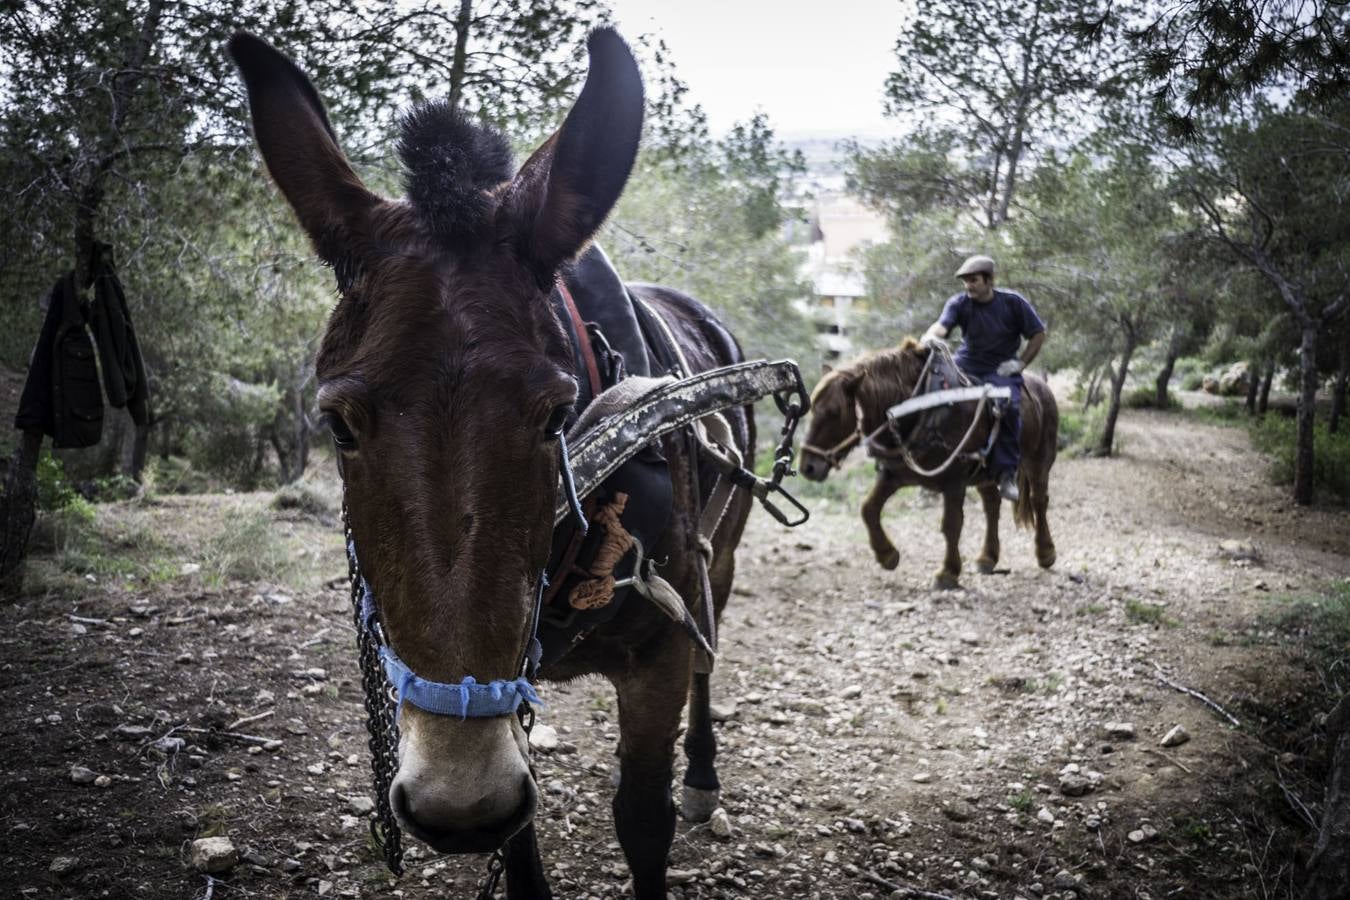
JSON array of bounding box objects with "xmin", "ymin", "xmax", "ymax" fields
[
  {"xmin": 681, "ymin": 671, "xmax": 719, "ymax": 822},
  {"xmin": 613, "ymin": 635, "xmax": 689, "ymax": 898},
  {"xmin": 934, "ymin": 484, "xmax": 965, "ymax": 589},
  {"xmin": 504, "ymin": 821, "xmax": 551, "ymax": 900},
  {"xmin": 975, "ymin": 483, "xmax": 1001, "ymax": 574},
  {"xmin": 862, "ymin": 471, "xmax": 905, "ymax": 570}
]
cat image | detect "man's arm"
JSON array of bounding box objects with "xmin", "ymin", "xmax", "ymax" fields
[
  {"xmin": 921, "ymin": 322, "xmax": 949, "ymax": 344},
  {"xmin": 1021, "ymin": 331, "xmax": 1045, "ymax": 367}
]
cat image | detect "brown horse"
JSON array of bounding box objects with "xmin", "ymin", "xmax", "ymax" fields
[
  {"xmin": 231, "ymin": 29, "xmax": 752, "ymax": 899},
  {"xmin": 799, "ymin": 339, "xmax": 1057, "ymax": 588}
]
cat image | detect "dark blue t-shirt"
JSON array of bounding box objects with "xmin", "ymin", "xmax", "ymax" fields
[{"xmin": 938, "ymin": 288, "xmax": 1045, "ymax": 376}]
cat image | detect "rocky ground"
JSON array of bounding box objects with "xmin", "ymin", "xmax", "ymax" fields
[{"xmin": 2, "ymin": 405, "xmax": 1348, "ymax": 899}]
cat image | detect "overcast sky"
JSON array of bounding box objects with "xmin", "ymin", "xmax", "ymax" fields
[{"xmin": 603, "ymin": 0, "xmax": 907, "ymax": 140}]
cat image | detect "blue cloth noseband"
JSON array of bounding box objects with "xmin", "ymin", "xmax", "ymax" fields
[{"xmin": 350, "ymin": 540, "xmax": 545, "ymax": 721}]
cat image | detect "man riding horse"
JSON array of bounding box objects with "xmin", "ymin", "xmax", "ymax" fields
[{"xmin": 921, "ymin": 255, "xmax": 1046, "ymax": 503}]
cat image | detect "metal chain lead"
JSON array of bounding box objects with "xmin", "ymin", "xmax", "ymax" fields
[{"xmin": 345, "ymin": 501, "xmax": 405, "ymax": 876}]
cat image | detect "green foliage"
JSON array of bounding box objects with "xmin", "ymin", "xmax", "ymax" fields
[
  {"xmin": 271, "ymin": 481, "xmax": 337, "ymax": 520},
  {"xmin": 1268, "ymin": 580, "xmax": 1350, "ymax": 658},
  {"xmin": 1249, "ymin": 416, "xmax": 1350, "ymax": 502},
  {"xmin": 1123, "ymin": 384, "xmax": 1178, "ymax": 410},
  {"xmin": 1125, "ymin": 597, "xmax": 1177, "ymax": 627},
  {"xmin": 1057, "ymin": 405, "xmax": 1108, "ymax": 456},
  {"xmin": 35, "ymin": 452, "xmax": 87, "ymax": 514},
  {"xmin": 880, "ymin": 0, "xmax": 1118, "ymax": 228},
  {"xmin": 202, "ymin": 510, "xmax": 295, "ymax": 585},
  {"xmin": 603, "ymin": 114, "xmax": 814, "ymax": 365}
]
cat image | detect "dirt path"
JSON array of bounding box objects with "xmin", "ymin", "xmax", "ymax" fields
[{"xmin": 2, "ymin": 408, "xmax": 1347, "ymax": 899}]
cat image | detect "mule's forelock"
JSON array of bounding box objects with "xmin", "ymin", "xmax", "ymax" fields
[{"xmin": 398, "ymin": 101, "xmax": 514, "ymax": 246}]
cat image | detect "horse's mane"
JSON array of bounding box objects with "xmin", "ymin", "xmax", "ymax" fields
[{"xmin": 814, "ymin": 337, "xmax": 928, "ymax": 424}]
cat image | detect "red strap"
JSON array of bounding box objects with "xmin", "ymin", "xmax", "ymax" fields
[{"xmin": 558, "ymin": 280, "xmax": 602, "ymax": 397}]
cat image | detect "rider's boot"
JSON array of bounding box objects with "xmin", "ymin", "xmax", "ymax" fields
[{"xmin": 998, "ymin": 469, "xmax": 1020, "ymax": 503}]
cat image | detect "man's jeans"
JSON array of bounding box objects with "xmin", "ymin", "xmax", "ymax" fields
[{"xmin": 972, "ymin": 371, "xmax": 1022, "ymax": 479}]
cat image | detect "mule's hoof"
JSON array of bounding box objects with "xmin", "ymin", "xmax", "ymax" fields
[
  {"xmin": 1038, "ymin": 550, "xmax": 1057, "ymax": 569},
  {"xmin": 681, "ymin": 785, "xmax": 720, "ymax": 823},
  {"xmin": 878, "ymin": 549, "xmax": 900, "ymax": 570},
  {"xmin": 932, "ymin": 571, "xmax": 961, "ymax": 590},
  {"xmin": 976, "ymin": 556, "xmax": 998, "ymax": 575}
]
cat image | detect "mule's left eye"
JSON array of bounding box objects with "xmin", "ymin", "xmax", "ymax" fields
[
  {"xmin": 323, "ymin": 412, "xmax": 358, "ymax": 450},
  {"xmin": 543, "ymin": 403, "xmax": 572, "ymax": 440}
]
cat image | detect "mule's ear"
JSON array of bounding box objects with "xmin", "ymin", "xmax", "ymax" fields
[
  {"xmin": 228, "ymin": 33, "xmax": 380, "ymax": 271},
  {"xmin": 503, "ymin": 28, "xmax": 643, "ymax": 280}
]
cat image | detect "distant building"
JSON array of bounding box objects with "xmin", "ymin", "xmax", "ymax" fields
[{"xmin": 794, "ymin": 194, "xmax": 890, "ymax": 360}]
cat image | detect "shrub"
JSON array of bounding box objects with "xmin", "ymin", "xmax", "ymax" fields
[
  {"xmin": 271, "ymin": 481, "xmax": 335, "ymax": 519},
  {"xmin": 1058, "ymin": 404, "xmax": 1108, "ymax": 456},
  {"xmin": 1250, "ymin": 416, "xmax": 1350, "ymax": 501},
  {"xmin": 1123, "ymin": 384, "xmax": 1178, "ymax": 410}
]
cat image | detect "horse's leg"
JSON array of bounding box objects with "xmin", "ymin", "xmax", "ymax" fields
[
  {"xmin": 1033, "ymin": 469, "xmax": 1056, "ymax": 568},
  {"xmin": 975, "ymin": 482, "xmax": 1001, "ymax": 574},
  {"xmin": 934, "ymin": 483, "xmax": 965, "ymax": 589},
  {"xmin": 681, "ymin": 671, "xmax": 719, "ymax": 822},
  {"xmin": 613, "ymin": 635, "xmax": 688, "ymax": 899},
  {"xmin": 504, "ymin": 821, "xmax": 551, "ymax": 900},
  {"xmin": 862, "ymin": 470, "xmax": 905, "ymax": 570}
]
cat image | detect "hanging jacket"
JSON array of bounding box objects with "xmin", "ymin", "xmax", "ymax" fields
[
  {"xmin": 14, "ymin": 272, "xmax": 104, "ymax": 448},
  {"xmin": 88, "ymin": 243, "xmax": 151, "ymax": 425}
]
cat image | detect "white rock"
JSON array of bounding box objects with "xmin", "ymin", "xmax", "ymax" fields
[
  {"xmin": 1160, "ymin": 725, "xmax": 1190, "ymax": 747},
  {"xmin": 1105, "ymin": 721, "xmax": 1136, "ymax": 739},
  {"xmin": 529, "ymin": 723, "xmax": 559, "ymax": 753},
  {"xmin": 912, "ymin": 772, "xmax": 933, "ymax": 784},
  {"xmin": 347, "ymin": 796, "xmax": 375, "ymax": 816},
  {"xmin": 49, "ymin": 856, "xmax": 81, "ymax": 875},
  {"xmin": 180, "ymin": 563, "xmax": 201, "ymax": 576},
  {"xmin": 840, "ymin": 685, "xmax": 863, "ymax": 700},
  {"xmin": 190, "ymin": 837, "xmax": 239, "ymax": 873},
  {"xmin": 70, "ymin": 765, "xmax": 98, "ymax": 784},
  {"xmin": 1036, "ymin": 807, "xmax": 1055, "ymax": 824},
  {"xmin": 710, "ymin": 807, "xmax": 733, "ymax": 838}
]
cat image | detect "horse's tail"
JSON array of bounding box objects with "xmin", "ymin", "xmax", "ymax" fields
[{"xmin": 1013, "ymin": 469, "xmax": 1035, "ymax": 529}]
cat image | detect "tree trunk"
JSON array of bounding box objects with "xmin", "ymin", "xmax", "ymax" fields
[
  {"xmin": 1082, "ymin": 366, "xmax": 1103, "ymax": 413},
  {"xmin": 1294, "ymin": 325, "xmax": 1319, "ymax": 505},
  {"xmin": 1098, "ymin": 336, "xmax": 1137, "ymax": 457},
  {"xmin": 127, "ymin": 422, "xmax": 151, "ymax": 482},
  {"xmin": 1304, "ymin": 697, "xmax": 1350, "ymax": 899},
  {"xmin": 1258, "ymin": 363, "xmax": 1274, "ymax": 416},
  {"xmin": 1155, "ymin": 334, "xmax": 1182, "ymax": 409},
  {"xmin": 1331, "ymin": 345, "xmax": 1348, "ymax": 434},
  {"xmin": 0, "ymin": 430, "xmax": 44, "ymax": 600},
  {"xmin": 1245, "ymin": 359, "xmax": 1260, "ymax": 415},
  {"xmin": 446, "ymin": 0, "xmax": 472, "ymax": 110}
]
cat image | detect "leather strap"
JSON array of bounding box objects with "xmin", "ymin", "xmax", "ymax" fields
[{"xmin": 558, "ymin": 280, "xmax": 602, "ymax": 397}]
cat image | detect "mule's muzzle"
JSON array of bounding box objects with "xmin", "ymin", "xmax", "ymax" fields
[
  {"xmin": 799, "ymin": 452, "xmax": 830, "ymax": 482},
  {"xmin": 392, "ymin": 772, "xmax": 537, "ymax": 854}
]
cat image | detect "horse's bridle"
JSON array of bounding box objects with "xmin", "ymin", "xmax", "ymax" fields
[{"xmin": 800, "ymin": 428, "xmax": 862, "ymax": 470}]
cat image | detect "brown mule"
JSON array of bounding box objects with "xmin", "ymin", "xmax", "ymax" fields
[
  {"xmin": 799, "ymin": 339, "xmax": 1057, "ymax": 588},
  {"xmin": 231, "ymin": 29, "xmax": 752, "ymax": 899}
]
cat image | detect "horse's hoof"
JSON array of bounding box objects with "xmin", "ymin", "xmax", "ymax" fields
[
  {"xmin": 878, "ymin": 549, "xmax": 900, "ymax": 570},
  {"xmin": 1038, "ymin": 549, "xmax": 1057, "ymax": 569},
  {"xmin": 681, "ymin": 785, "xmax": 720, "ymax": 823},
  {"xmin": 976, "ymin": 556, "xmax": 998, "ymax": 574},
  {"xmin": 932, "ymin": 571, "xmax": 960, "ymax": 590}
]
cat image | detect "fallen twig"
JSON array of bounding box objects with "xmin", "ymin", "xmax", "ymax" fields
[
  {"xmin": 1143, "ymin": 748, "xmax": 1194, "ymax": 774},
  {"xmin": 67, "ymin": 614, "xmax": 109, "ymax": 626},
  {"xmin": 226, "ymin": 709, "xmax": 274, "ymax": 731},
  {"xmin": 200, "ymin": 874, "xmax": 215, "ymax": 900},
  {"xmin": 844, "ymin": 864, "xmax": 954, "ymax": 899},
  {"xmin": 1150, "ymin": 661, "xmax": 1241, "ymax": 726},
  {"xmin": 178, "ymin": 726, "xmax": 277, "ymax": 746}
]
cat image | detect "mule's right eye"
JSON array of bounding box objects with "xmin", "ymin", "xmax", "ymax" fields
[
  {"xmin": 323, "ymin": 412, "xmax": 358, "ymax": 450},
  {"xmin": 543, "ymin": 403, "xmax": 572, "ymax": 440}
]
